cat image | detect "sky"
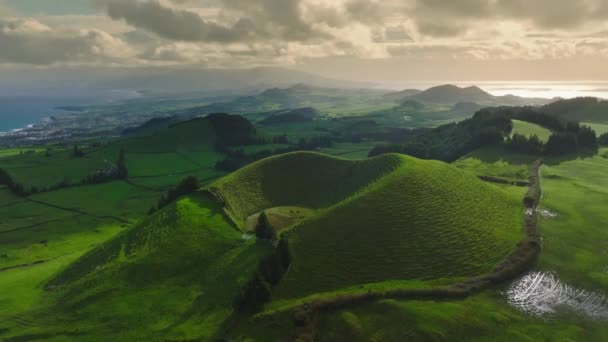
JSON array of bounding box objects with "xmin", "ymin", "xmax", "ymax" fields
[{"xmin": 1, "ymin": 0, "xmax": 608, "ymax": 82}]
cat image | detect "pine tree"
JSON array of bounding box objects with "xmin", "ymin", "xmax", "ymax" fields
[
  {"xmin": 116, "ymin": 148, "xmax": 128, "ymax": 179},
  {"xmin": 255, "ymin": 211, "xmax": 275, "ymax": 241}
]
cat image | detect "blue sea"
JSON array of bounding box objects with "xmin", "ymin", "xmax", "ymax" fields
[{"xmin": 0, "ymin": 91, "xmax": 141, "ymax": 133}]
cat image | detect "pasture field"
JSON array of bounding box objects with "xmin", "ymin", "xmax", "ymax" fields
[
  {"xmin": 583, "ymin": 122, "xmax": 608, "ymax": 135},
  {"xmin": 0, "ymin": 118, "xmax": 223, "ymax": 190},
  {"xmin": 511, "ymin": 119, "xmax": 552, "ymax": 142},
  {"xmin": 0, "ymin": 194, "xmax": 271, "ymax": 341}
]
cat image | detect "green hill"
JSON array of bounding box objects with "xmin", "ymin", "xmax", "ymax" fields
[
  {"xmin": 542, "ymin": 97, "xmax": 608, "ymax": 123},
  {"xmin": 211, "ymin": 152, "xmax": 524, "ymax": 299},
  {"xmin": 2, "ymin": 151, "xmax": 526, "ymax": 340},
  {"xmin": 23, "ymin": 192, "xmax": 271, "ymax": 341},
  {"xmin": 210, "ymin": 152, "xmax": 402, "ymax": 227},
  {"xmin": 411, "ymin": 84, "xmax": 495, "ymax": 104}
]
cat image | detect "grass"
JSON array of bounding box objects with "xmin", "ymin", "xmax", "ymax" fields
[
  {"xmin": 1, "ymin": 118, "xmax": 223, "ymax": 190},
  {"xmin": 583, "ymin": 122, "xmax": 608, "ymax": 135},
  {"xmin": 1, "ymin": 193, "xmax": 271, "ymax": 341},
  {"xmin": 511, "ymin": 119, "xmax": 552, "ymax": 142},
  {"xmin": 245, "ymin": 206, "xmax": 315, "ymax": 232},
  {"xmin": 211, "ymin": 152, "xmax": 524, "ymax": 301},
  {"xmin": 276, "ymin": 155, "xmax": 523, "ymax": 299},
  {"xmin": 440, "ymin": 146, "xmax": 608, "ymax": 339},
  {"xmin": 210, "ymin": 152, "xmax": 403, "ymax": 227}
]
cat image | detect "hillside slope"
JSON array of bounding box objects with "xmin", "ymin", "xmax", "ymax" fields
[
  {"xmin": 211, "ymin": 152, "xmax": 524, "ymax": 299},
  {"xmin": 210, "ymin": 152, "xmax": 403, "ymax": 226},
  {"xmin": 10, "ymin": 193, "xmax": 271, "ymax": 341}
]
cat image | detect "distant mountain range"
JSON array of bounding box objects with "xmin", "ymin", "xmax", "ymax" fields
[{"xmin": 386, "ymin": 84, "xmax": 551, "ymax": 106}]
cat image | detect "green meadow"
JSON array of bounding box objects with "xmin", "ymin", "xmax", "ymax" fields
[
  {"xmin": 2, "ymin": 110, "xmax": 608, "ymax": 340},
  {"xmin": 511, "ymin": 119, "xmax": 553, "ymax": 142}
]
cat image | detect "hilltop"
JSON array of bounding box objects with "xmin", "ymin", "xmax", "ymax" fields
[
  {"xmin": 412, "ymin": 84, "xmax": 495, "ymax": 104},
  {"xmin": 211, "ymin": 152, "xmax": 523, "ymax": 299},
  {"xmin": 391, "ymin": 84, "xmax": 551, "ymax": 106},
  {"xmin": 541, "ymin": 97, "xmax": 608, "ymax": 123}
]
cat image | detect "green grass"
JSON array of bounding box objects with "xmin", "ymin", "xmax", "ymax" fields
[
  {"xmin": 0, "ymin": 148, "xmax": 44, "ymax": 159},
  {"xmin": 583, "ymin": 122, "xmax": 608, "ymax": 135},
  {"xmin": 439, "ymin": 146, "xmax": 608, "ymax": 340},
  {"xmin": 319, "ymin": 141, "xmax": 381, "ymax": 159},
  {"xmin": 511, "ymin": 119, "xmax": 552, "ymax": 142},
  {"xmin": 453, "ymin": 146, "xmax": 534, "ymax": 181},
  {"xmin": 1, "ymin": 193, "xmax": 271, "ymax": 341},
  {"xmin": 1, "ymin": 118, "xmax": 223, "ymax": 190},
  {"xmin": 212, "ymin": 152, "xmax": 524, "ymax": 300},
  {"xmin": 210, "ymin": 152, "xmax": 403, "ymax": 227}
]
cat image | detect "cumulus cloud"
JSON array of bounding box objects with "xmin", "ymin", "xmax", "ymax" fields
[
  {"xmin": 0, "ymin": 18, "xmax": 134, "ymax": 65},
  {"xmin": 2, "ymin": 0, "xmax": 608, "ymax": 69},
  {"xmin": 105, "ymin": 0, "xmax": 249, "ymax": 42}
]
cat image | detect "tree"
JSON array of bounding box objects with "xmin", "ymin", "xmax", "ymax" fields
[
  {"xmin": 544, "ymin": 133, "xmax": 578, "ymax": 155},
  {"xmin": 116, "ymin": 148, "xmax": 128, "ymax": 179},
  {"xmin": 599, "ymin": 132, "xmax": 608, "ymax": 146},
  {"xmin": 154, "ymin": 176, "xmax": 200, "ymax": 211},
  {"xmin": 72, "ymin": 145, "xmax": 84, "ymax": 158},
  {"xmin": 255, "ymin": 211, "xmax": 275, "ymax": 241}
]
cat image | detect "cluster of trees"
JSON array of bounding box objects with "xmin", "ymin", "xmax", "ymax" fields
[
  {"xmin": 369, "ymin": 109, "xmax": 512, "ymax": 162},
  {"xmin": 1, "ymin": 148, "xmax": 129, "ymax": 196},
  {"xmin": 149, "ymin": 176, "xmax": 200, "ymax": 214},
  {"xmin": 81, "ymin": 148, "xmax": 128, "ymax": 184},
  {"xmin": 234, "ymin": 236, "xmax": 291, "ymax": 312},
  {"xmin": 505, "ymin": 134, "xmax": 544, "ymax": 155},
  {"xmin": 370, "ymin": 106, "xmax": 600, "ymax": 160},
  {"xmin": 0, "ymin": 168, "xmax": 27, "ymax": 196},
  {"xmin": 505, "ymin": 123, "xmax": 598, "ymax": 156}
]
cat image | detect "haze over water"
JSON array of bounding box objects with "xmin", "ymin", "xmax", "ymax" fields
[{"xmin": 379, "ymin": 81, "xmax": 608, "ymax": 100}]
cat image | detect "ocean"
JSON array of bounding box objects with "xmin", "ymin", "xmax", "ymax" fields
[{"xmin": 0, "ymin": 91, "xmax": 141, "ymax": 133}]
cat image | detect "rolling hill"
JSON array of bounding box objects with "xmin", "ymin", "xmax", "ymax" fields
[
  {"xmin": 26, "ymin": 193, "xmax": 271, "ymax": 341},
  {"xmin": 411, "ymin": 85, "xmax": 495, "ymax": 104},
  {"xmin": 211, "ymin": 152, "xmax": 524, "ymax": 299},
  {"xmin": 541, "ymin": 97, "xmax": 608, "ymax": 123},
  {"xmin": 2, "ymin": 151, "xmax": 526, "ymax": 341}
]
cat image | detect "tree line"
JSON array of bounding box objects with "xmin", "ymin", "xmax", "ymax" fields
[
  {"xmin": 370, "ymin": 106, "xmax": 600, "ymax": 161},
  {"xmin": 0, "ymin": 148, "xmax": 129, "ymax": 197}
]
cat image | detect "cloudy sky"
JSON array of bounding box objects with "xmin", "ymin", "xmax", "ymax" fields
[{"xmin": 1, "ymin": 0, "xmax": 608, "ymax": 81}]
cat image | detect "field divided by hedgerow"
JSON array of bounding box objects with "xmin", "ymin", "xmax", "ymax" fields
[{"xmin": 1, "ymin": 193, "xmax": 270, "ymax": 341}]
